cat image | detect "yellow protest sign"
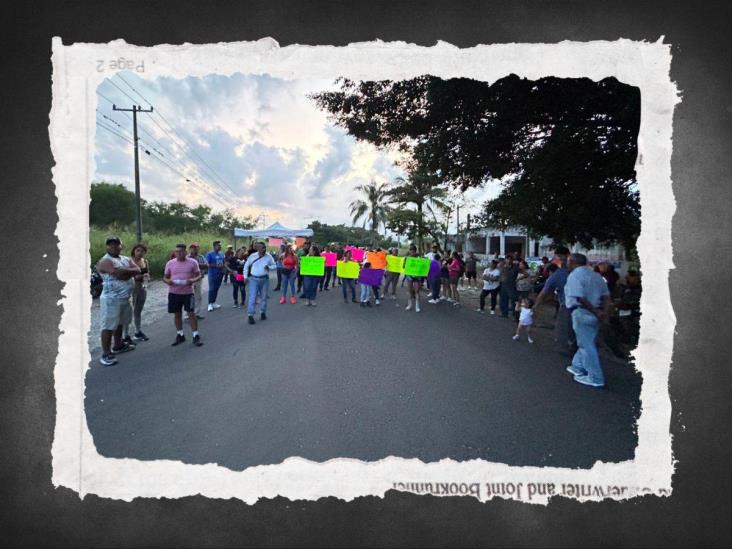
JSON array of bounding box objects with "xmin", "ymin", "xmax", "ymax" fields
[
  {"xmin": 336, "ymin": 260, "xmax": 360, "ymax": 279},
  {"xmin": 386, "ymin": 255, "xmax": 404, "ymax": 273}
]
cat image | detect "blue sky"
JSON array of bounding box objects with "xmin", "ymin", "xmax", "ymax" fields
[{"xmin": 94, "ymin": 72, "xmax": 495, "ymax": 230}]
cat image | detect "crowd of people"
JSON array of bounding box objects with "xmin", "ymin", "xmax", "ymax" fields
[{"xmin": 95, "ymin": 235, "xmax": 640, "ymax": 389}]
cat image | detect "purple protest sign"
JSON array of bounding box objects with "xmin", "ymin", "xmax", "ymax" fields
[
  {"xmin": 358, "ymin": 268, "xmax": 385, "ymax": 286},
  {"xmin": 428, "ymin": 259, "xmax": 442, "ymax": 282}
]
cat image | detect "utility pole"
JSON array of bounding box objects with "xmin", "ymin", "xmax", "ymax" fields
[{"xmin": 113, "ymin": 104, "xmax": 153, "ymax": 243}]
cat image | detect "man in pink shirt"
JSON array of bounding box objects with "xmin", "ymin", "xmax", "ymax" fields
[{"xmin": 164, "ymin": 244, "xmax": 204, "ymax": 347}]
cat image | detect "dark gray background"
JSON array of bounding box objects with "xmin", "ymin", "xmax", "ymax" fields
[{"xmin": 2, "ymin": 1, "xmax": 731, "ymax": 546}]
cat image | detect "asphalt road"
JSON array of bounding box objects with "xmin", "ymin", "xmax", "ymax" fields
[{"xmin": 85, "ymin": 276, "xmax": 641, "ymax": 470}]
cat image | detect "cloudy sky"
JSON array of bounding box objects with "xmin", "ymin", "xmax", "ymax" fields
[{"xmin": 94, "ymin": 72, "xmax": 494, "ymax": 230}]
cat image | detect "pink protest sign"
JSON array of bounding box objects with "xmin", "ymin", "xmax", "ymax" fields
[
  {"xmin": 323, "ymin": 252, "xmax": 337, "ymax": 267},
  {"xmin": 346, "ymin": 246, "xmax": 365, "ymax": 262},
  {"xmin": 358, "ymin": 268, "xmax": 385, "ymax": 286},
  {"xmin": 268, "ymin": 237, "xmax": 283, "ymax": 247}
]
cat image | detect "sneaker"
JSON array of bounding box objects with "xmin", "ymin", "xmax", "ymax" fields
[
  {"xmin": 112, "ymin": 342, "xmax": 135, "ymax": 354},
  {"xmin": 248, "ymin": 316, "xmax": 255, "ymax": 325},
  {"xmin": 207, "ymin": 303, "xmax": 214, "ymax": 312},
  {"xmin": 279, "ymin": 296, "xmax": 286, "ymax": 304},
  {"xmin": 290, "ymin": 297, "xmax": 297, "ymax": 304},
  {"xmin": 260, "ymin": 312, "xmax": 267, "ymax": 320},
  {"xmin": 415, "ymin": 303, "xmax": 421, "ymax": 313},
  {"xmin": 99, "ymin": 353, "xmax": 117, "ymax": 366},
  {"xmin": 566, "ymin": 365, "xmax": 587, "ymax": 376},
  {"xmin": 233, "ymin": 303, "xmax": 240, "ymax": 308},
  {"xmin": 375, "ymin": 299, "xmax": 380, "ymax": 305},
  {"xmin": 573, "ymin": 375, "xmax": 605, "ymax": 388},
  {"xmin": 390, "ymin": 295, "xmax": 396, "ymax": 300},
  {"xmin": 405, "ymin": 303, "xmax": 412, "ymax": 311},
  {"xmin": 122, "ymin": 335, "xmax": 135, "ymax": 346},
  {"xmin": 133, "ymin": 331, "xmax": 149, "ymax": 341},
  {"xmin": 192, "ymin": 334, "xmax": 203, "ymax": 347},
  {"xmin": 439, "ymin": 296, "xmax": 446, "ymax": 301},
  {"xmin": 213, "ymin": 303, "xmax": 221, "ymax": 309},
  {"xmin": 528, "ymin": 337, "xmax": 534, "ymax": 344},
  {"xmin": 512, "ymin": 335, "xmax": 520, "ymax": 341},
  {"xmin": 311, "ymin": 301, "xmax": 317, "ymax": 307},
  {"xmin": 171, "ymin": 334, "xmax": 185, "ymax": 346},
  {"xmin": 476, "ymin": 308, "xmax": 484, "ymax": 313},
  {"xmin": 351, "ymin": 298, "xmax": 358, "ymax": 303},
  {"xmin": 490, "ymin": 310, "xmax": 496, "ymax": 315}
]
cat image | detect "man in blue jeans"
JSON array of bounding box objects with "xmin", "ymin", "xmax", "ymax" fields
[
  {"xmin": 564, "ymin": 253, "xmax": 611, "ymax": 388},
  {"xmin": 205, "ymin": 240, "xmax": 225, "ymax": 312},
  {"xmin": 243, "ymin": 241, "xmax": 277, "ymax": 325}
]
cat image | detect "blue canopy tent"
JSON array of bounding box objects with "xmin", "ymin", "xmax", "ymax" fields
[{"xmin": 233, "ymin": 222, "xmax": 314, "ymax": 248}]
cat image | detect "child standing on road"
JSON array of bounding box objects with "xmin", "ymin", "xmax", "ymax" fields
[
  {"xmin": 513, "ymin": 297, "xmax": 535, "ymax": 343},
  {"xmin": 360, "ymin": 261, "xmax": 373, "ymax": 307}
]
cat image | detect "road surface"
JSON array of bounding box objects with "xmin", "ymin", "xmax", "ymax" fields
[{"xmin": 85, "ymin": 276, "xmax": 641, "ymax": 470}]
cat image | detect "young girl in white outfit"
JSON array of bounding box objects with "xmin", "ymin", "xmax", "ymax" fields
[{"xmin": 513, "ymin": 297, "xmax": 535, "ymax": 343}]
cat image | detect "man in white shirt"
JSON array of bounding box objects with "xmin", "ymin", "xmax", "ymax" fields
[
  {"xmin": 243, "ymin": 241, "xmax": 277, "ymax": 325},
  {"xmin": 477, "ymin": 259, "xmax": 502, "ymax": 314}
]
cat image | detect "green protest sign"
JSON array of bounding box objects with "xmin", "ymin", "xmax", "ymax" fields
[
  {"xmin": 403, "ymin": 257, "xmax": 430, "ymax": 277},
  {"xmin": 299, "ymin": 256, "xmax": 325, "ymax": 276}
]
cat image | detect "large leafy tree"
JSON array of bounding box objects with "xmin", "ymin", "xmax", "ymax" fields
[
  {"xmin": 311, "ymin": 75, "xmax": 641, "ymax": 250},
  {"xmin": 89, "ymin": 182, "xmax": 137, "ymax": 226}
]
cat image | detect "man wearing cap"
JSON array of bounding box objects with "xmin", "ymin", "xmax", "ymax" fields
[
  {"xmin": 564, "ymin": 253, "xmax": 611, "ymax": 388},
  {"xmin": 96, "ymin": 236, "xmax": 140, "ymax": 366},
  {"xmin": 164, "ymin": 244, "xmax": 204, "ymax": 347},
  {"xmin": 205, "ymin": 240, "xmax": 226, "ymax": 311},
  {"xmin": 186, "ymin": 242, "xmax": 207, "ymax": 320}
]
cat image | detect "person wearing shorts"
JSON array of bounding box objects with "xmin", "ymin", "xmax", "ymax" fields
[
  {"xmin": 465, "ymin": 252, "xmax": 478, "ymax": 289},
  {"xmin": 96, "ymin": 236, "xmax": 141, "ymax": 366},
  {"xmin": 164, "ymin": 244, "xmax": 204, "ymax": 347},
  {"xmin": 403, "ymin": 245, "xmax": 423, "ymax": 313}
]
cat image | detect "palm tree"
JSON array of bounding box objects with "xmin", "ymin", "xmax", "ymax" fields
[
  {"xmin": 349, "ymin": 181, "xmax": 391, "ymax": 235},
  {"xmin": 386, "ymin": 167, "xmax": 446, "ymax": 253}
]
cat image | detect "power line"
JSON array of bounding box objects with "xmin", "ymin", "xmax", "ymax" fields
[
  {"xmin": 103, "ymin": 78, "xmax": 240, "ymax": 203},
  {"xmin": 96, "ymin": 120, "xmax": 133, "ymax": 145},
  {"xmin": 114, "ymin": 73, "xmax": 240, "ymax": 197}
]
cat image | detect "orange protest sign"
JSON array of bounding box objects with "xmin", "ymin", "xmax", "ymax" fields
[{"xmin": 366, "ymin": 251, "xmax": 387, "ymax": 270}]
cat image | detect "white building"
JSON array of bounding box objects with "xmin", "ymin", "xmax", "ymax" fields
[{"xmin": 454, "ymin": 227, "xmax": 629, "ymax": 272}]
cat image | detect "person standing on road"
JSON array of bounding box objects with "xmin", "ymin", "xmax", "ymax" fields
[
  {"xmin": 515, "ymin": 260, "xmax": 535, "ymax": 319},
  {"xmin": 564, "ymin": 253, "xmax": 611, "ymax": 388},
  {"xmin": 273, "ymin": 243, "xmax": 286, "ymax": 291},
  {"xmin": 129, "ymin": 243, "xmax": 150, "ymax": 342},
  {"xmin": 205, "ymin": 240, "xmax": 225, "ymax": 312},
  {"xmin": 403, "ymin": 245, "xmax": 423, "ymax": 313},
  {"xmin": 477, "ymin": 259, "xmax": 501, "ymax": 314},
  {"xmin": 302, "ymin": 245, "xmax": 321, "ymax": 307},
  {"xmin": 448, "ymin": 251, "xmax": 463, "ymax": 307},
  {"xmin": 499, "ymin": 255, "xmax": 519, "ymax": 319},
  {"xmin": 164, "ymin": 244, "xmax": 204, "ymax": 347},
  {"xmin": 319, "ymin": 244, "xmax": 334, "ymax": 292},
  {"xmin": 382, "ymin": 248, "xmax": 400, "ymax": 300},
  {"xmin": 226, "ymin": 248, "xmax": 247, "ymax": 308},
  {"xmin": 464, "ymin": 252, "xmax": 478, "ymax": 290},
  {"xmin": 427, "ymin": 253, "xmax": 442, "ymax": 304},
  {"xmin": 186, "ymin": 243, "xmax": 207, "ymax": 321},
  {"xmin": 223, "ymin": 245, "xmax": 234, "ymax": 285},
  {"xmin": 531, "ymin": 246, "xmax": 574, "ymax": 356},
  {"xmin": 243, "ymin": 241, "xmax": 277, "ymax": 324},
  {"xmin": 279, "ymin": 245, "xmax": 299, "ymax": 304},
  {"xmin": 296, "ymin": 240, "xmax": 311, "ymax": 297},
  {"xmin": 96, "ymin": 236, "xmax": 140, "ymax": 366},
  {"xmin": 340, "ymin": 249, "xmax": 358, "ymax": 303}
]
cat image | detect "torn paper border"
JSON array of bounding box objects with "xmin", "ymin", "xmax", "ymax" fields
[{"xmin": 50, "ymin": 37, "xmax": 679, "ymax": 504}]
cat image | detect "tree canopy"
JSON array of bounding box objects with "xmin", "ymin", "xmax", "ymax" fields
[{"xmin": 311, "ymin": 75, "xmax": 641, "ymax": 250}]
